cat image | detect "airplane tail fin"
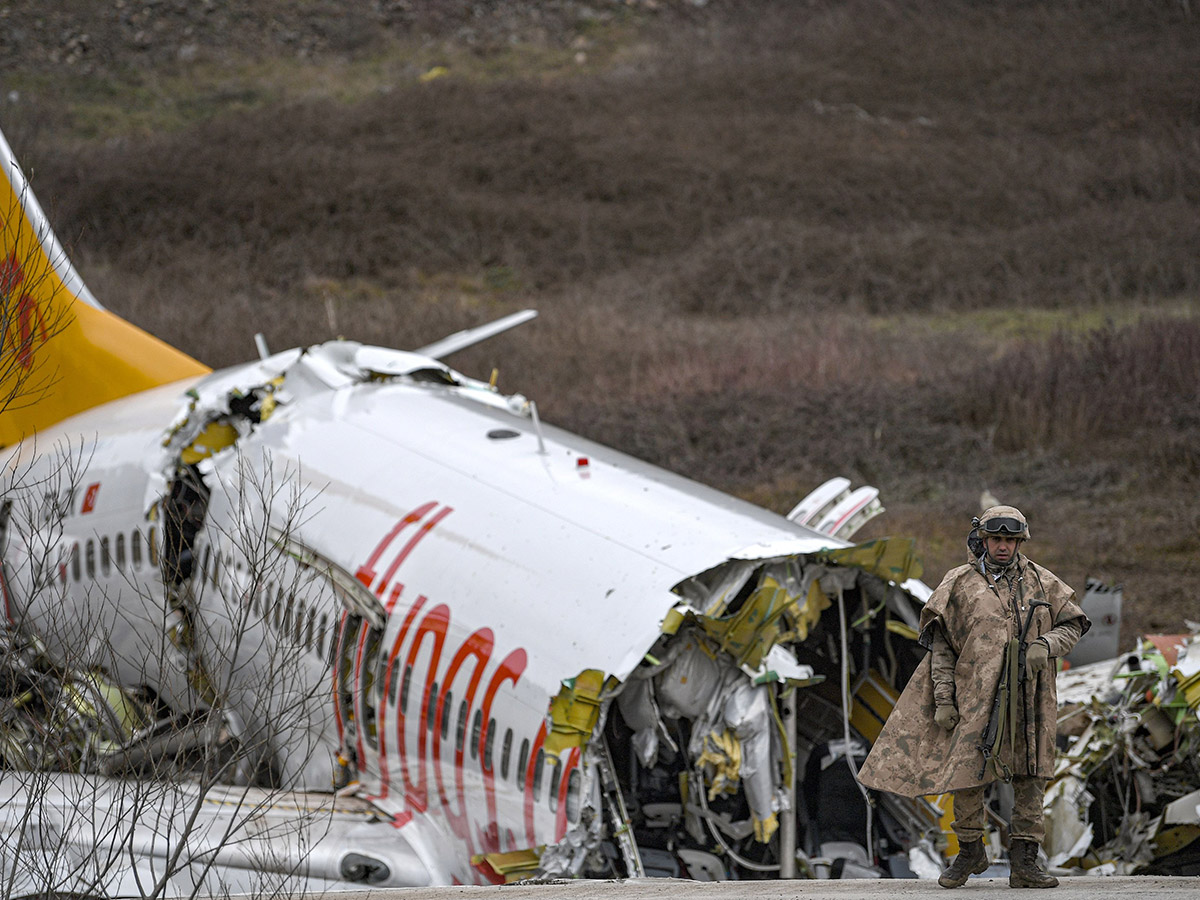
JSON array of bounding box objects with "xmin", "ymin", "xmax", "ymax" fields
[{"xmin": 0, "ymin": 126, "xmax": 209, "ymax": 448}]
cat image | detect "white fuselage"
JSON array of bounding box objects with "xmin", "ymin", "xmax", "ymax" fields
[{"xmin": 2, "ymin": 341, "xmax": 852, "ymax": 886}]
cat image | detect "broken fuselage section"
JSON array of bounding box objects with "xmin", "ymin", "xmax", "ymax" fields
[
  {"xmin": 519, "ymin": 539, "xmax": 933, "ymax": 883},
  {"xmin": 1, "ymin": 340, "xmax": 939, "ymax": 887}
]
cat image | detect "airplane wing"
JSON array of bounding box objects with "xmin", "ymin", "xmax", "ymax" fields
[{"xmin": 414, "ymin": 309, "xmax": 538, "ymax": 360}]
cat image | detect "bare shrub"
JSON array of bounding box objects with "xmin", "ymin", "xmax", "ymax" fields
[
  {"xmin": 0, "ymin": 440, "xmax": 340, "ymax": 897},
  {"xmin": 956, "ymin": 318, "xmax": 1200, "ymax": 469}
]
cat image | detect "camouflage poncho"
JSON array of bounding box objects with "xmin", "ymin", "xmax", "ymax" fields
[{"xmin": 856, "ymin": 554, "xmax": 1088, "ymax": 797}]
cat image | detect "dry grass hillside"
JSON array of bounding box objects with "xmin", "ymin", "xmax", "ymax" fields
[{"xmin": 2, "ymin": 0, "xmax": 1198, "ymax": 642}]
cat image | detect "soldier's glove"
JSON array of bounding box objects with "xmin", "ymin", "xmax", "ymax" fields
[
  {"xmin": 1025, "ymin": 639, "xmax": 1051, "ymax": 679},
  {"xmin": 934, "ymin": 704, "xmax": 960, "ymax": 731}
]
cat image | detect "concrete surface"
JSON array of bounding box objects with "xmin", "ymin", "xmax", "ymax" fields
[{"xmin": 339, "ymin": 876, "xmax": 1200, "ymax": 900}]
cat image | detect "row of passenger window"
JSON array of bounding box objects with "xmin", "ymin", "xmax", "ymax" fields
[
  {"xmin": 350, "ymin": 619, "xmax": 580, "ymax": 820},
  {"xmin": 66, "ymin": 528, "xmax": 337, "ymax": 673},
  {"xmin": 188, "ymin": 542, "xmax": 337, "ymax": 669},
  {"xmin": 68, "ymin": 534, "xmax": 576, "ymax": 810},
  {"xmin": 245, "ymin": 572, "xmax": 336, "ymax": 667},
  {"xmin": 68, "ymin": 528, "xmax": 160, "ymax": 582},
  {"xmin": 398, "ymin": 668, "xmax": 581, "ymax": 819}
]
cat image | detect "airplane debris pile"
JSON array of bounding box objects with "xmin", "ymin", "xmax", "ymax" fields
[
  {"xmin": 503, "ymin": 539, "xmax": 952, "ymax": 883},
  {"xmin": 1048, "ymin": 629, "xmax": 1200, "ymax": 876},
  {"xmin": 0, "ymin": 623, "xmax": 229, "ymax": 780}
]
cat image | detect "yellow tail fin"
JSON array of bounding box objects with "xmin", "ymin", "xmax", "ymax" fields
[{"xmin": 0, "ymin": 126, "xmax": 209, "ymax": 447}]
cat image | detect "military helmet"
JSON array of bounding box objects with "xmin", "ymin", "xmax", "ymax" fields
[{"xmin": 976, "ymin": 505, "xmax": 1030, "ymax": 541}]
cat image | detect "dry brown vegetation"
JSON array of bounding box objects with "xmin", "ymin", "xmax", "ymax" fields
[{"xmin": 2, "ymin": 0, "xmax": 1198, "ymax": 642}]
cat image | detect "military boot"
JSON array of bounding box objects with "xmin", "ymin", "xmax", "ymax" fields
[
  {"xmin": 938, "ymin": 839, "xmax": 989, "ymax": 888},
  {"xmin": 1009, "ymin": 839, "xmax": 1058, "ymax": 888}
]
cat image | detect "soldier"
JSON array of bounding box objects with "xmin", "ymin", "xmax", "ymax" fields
[{"xmin": 857, "ymin": 506, "xmax": 1089, "ymax": 889}]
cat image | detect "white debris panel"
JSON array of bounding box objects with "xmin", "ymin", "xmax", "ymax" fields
[{"xmin": 1050, "ymin": 630, "xmax": 1200, "ymax": 875}]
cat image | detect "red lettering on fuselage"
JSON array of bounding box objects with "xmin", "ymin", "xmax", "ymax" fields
[
  {"xmin": 377, "ymin": 584, "xmax": 422, "ymax": 803},
  {"xmin": 356, "ymin": 505, "xmax": 545, "ymax": 881},
  {"xmin": 356, "ymin": 502, "xmax": 453, "ymax": 597},
  {"xmin": 376, "ymin": 506, "xmax": 452, "ymax": 596},
  {"xmin": 399, "ymin": 602, "xmax": 450, "ymax": 813},
  {"xmin": 476, "ymin": 648, "xmax": 527, "ymax": 856},
  {"xmin": 356, "ymin": 501, "xmax": 437, "ymax": 590},
  {"xmin": 434, "ymin": 627, "xmax": 494, "ymax": 846},
  {"xmin": 523, "ymin": 720, "xmax": 549, "ymax": 847}
]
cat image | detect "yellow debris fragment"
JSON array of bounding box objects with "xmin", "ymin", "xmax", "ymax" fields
[
  {"xmin": 180, "ymin": 420, "xmax": 238, "ymax": 464},
  {"xmin": 886, "ymin": 618, "xmax": 919, "ymax": 640},
  {"xmin": 694, "ymin": 729, "xmax": 742, "ymax": 799},
  {"xmin": 698, "ymin": 571, "xmax": 804, "ymax": 670},
  {"xmin": 850, "ymin": 669, "xmax": 899, "ymax": 743},
  {"xmin": 545, "ymin": 669, "xmax": 613, "ymax": 759},
  {"xmin": 754, "ymin": 811, "xmax": 779, "ymax": 843},
  {"xmin": 819, "ymin": 536, "xmax": 924, "ymax": 583},
  {"xmin": 793, "ymin": 578, "xmax": 832, "ymax": 643},
  {"xmin": 472, "ymin": 847, "xmax": 543, "ymax": 883}
]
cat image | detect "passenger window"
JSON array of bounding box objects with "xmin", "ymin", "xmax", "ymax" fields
[
  {"xmin": 566, "ymin": 769, "xmax": 582, "ymax": 822},
  {"xmin": 327, "ymin": 617, "xmax": 339, "ymax": 668},
  {"xmin": 374, "ymin": 647, "xmax": 388, "ymax": 702},
  {"xmin": 86, "ymin": 540, "xmax": 96, "ymax": 579},
  {"xmin": 148, "ymin": 526, "xmax": 158, "ymax": 566},
  {"xmin": 470, "ymin": 710, "xmax": 483, "ymax": 760},
  {"xmin": 115, "ymin": 533, "xmax": 126, "ymax": 570},
  {"xmin": 71, "ymin": 544, "xmax": 80, "ymax": 582},
  {"xmin": 387, "ymin": 654, "xmax": 399, "ymax": 705},
  {"xmin": 131, "ymin": 531, "xmax": 142, "ymax": 569},
  {"xmin": 306, "ymin": 608, "xmax": 316, "ymax": 652},
  {"xmin": 532, "ymin": 748, "xmax": 544, "ymax": 800},
  {"xmin": 335, "ymin": 615, "xmax": 361, "ymax": 741},
  {"xmin": 363, "ymin": 627, "xmax": 382, "ymax": 749},
  {"xmin": 252, "ymin": 582, "xmax": 262, "ymax": 617},
  {"xmin": 283, "ymin": 591, "xmax": 295, "ymax": 635},
  {"xmin": 400, "ymin": 665, "xmax": 413, "ymax": 714},
  {"xmin": 200, "ymin": 545, "xmax": 210, "ymax": 582},
  {"xmin": 272, "ymin": 586, "xmax": 283, "ymax": 630},
  {"xmin": 211, "ymin": 549, "xmax": 220, "ymax": 586},
  {"xmin": 484, "ymin": 718, "xmax": 496, "ymax": 770},
  {"xmin": 441, "ymin": 690, "xmax": 453, "ymax": 741},
  {"xmin": 317, "ymin": 613, "xmax": 329, "ymax": 661},
  {"xmin": 500, "ymin": 728, "xmax": 513, "ymax": 781},
  {"xmin": 294, "ymin": 600, "xmax": 307, "ymax": 643},
  {"xmin": 456, "ymin": 701, "xmax": 468, "ymax": 753},
  {"xmin": 517, "ymin": 738, "xmax": 530, "ymax": 790},
  {"xmin": 100, "ymin": 537, "xmax": 111, "ymax": 576},
  {"xmin": 426, "ymin": 682, "xmax": 439, "ymax": 732},
  {"xmin": 549, "ymin": 758, "xmax": 562, "ymax": 812}
]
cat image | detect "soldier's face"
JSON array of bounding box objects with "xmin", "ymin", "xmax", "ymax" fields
[{"xmin": 984, "ymin": 534, "xmax": 1019, "ymax": 563}]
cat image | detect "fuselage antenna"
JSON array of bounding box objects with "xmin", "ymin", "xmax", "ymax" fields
[{"xmin": 529, "ymin": 401, "xmax": 547, "ymax": 455}]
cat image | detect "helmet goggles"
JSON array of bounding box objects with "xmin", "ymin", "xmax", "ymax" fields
[{"xmin": 980, "ymin": 516, "xmax": 1025, "ymax": 536}]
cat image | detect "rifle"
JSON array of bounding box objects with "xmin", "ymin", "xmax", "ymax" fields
[{"xmin": 976, "ymin": 599, "xmax": 1051, "ymax": 781}]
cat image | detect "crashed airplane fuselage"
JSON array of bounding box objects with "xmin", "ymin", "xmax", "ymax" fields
[
  {"xmin": 0, "ymin": 118, "xmax": 936, "ymax": 892},
  {"xmin": 2, "ymin": 339, "xmax": 932, "ymax": 890}
]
